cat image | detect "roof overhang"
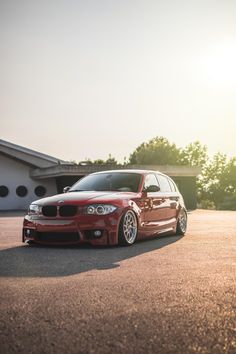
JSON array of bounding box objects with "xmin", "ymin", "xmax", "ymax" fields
[
  {"xmin": 0, "ymin": 139, "xmax": 68, "ymax": 168},
  {"xmin": 30, "ymin": 164, "xmax": 201, "ymax": 179}
]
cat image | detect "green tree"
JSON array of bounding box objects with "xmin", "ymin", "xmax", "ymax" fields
[
  {"xmin": 180, "ymin": 141, "xmax": 208, "ymax": 167},
  {"xmin": 217, "ymin": 157, "xmax": 236, "ymax": 210},
  {"xmin": 93, "ymin": 159, "xmax": 106, "ymax": 165},
  {"xmin": 129, "ymin": 136, "xmax": 181, "ymax": 165},
  {"xmin": 105, "ymin": 154, "xmax": 118, "ymax": 165},
  {"xmin": 198, "ymin": 153, "xmax": 236, "ymax": 208},
  {"xmin": 92, "ymin": 154, "xmax": 118, "ymax": 165}
]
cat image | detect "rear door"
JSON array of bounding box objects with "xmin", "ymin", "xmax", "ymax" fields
[
  {"xmin": 156, "ymin": 174, "xmax": 179, "ymax": 227},
  {"xmin": 142, "ymin": 173, "xmax": 167, "ymax": 234}
]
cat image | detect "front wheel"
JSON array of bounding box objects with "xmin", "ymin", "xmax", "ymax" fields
[
  {"xmin": 118, "ymin": 210, "xmax": 138, "ymax": 246},
  {"xmin": 176, "ymin": 209, "xmax": 187, "ymax": 235}
]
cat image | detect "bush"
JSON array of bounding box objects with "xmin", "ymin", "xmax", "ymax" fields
[
  {"xmin": 198, "ymin": 199, "xmax": 216, "ymax": 210},
  {"xmin": 217, "ymin": 195, "xmax": 236, "ymax": 211}
]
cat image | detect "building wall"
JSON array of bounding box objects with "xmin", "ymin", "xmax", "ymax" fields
[
  {"xmin": 173, "ymin": 176, "xmax": 197, "ymax": 210},
  {"xmin": 0, "ymin": 155, "xmax": 57, "ymax": 210},
  {"xmin": 56, "ymin": 176, "xmax": 82, "ymax": 194}
]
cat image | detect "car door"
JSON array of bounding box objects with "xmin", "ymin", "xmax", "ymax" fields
[
  {"xmin": 142, "ymin": 173, "xmax": 167, "ymax": 234},
  {"xmin": 167, "ymin": 177, "xmax": 180, "ymax": 220},
  {"xmin": 156, "ymin": 174, "xmax": 178, "ymax": 229}
]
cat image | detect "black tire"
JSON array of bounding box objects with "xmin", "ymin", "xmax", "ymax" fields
[
  {"xmin": 26, "ymin": 240, "xmax": 36, "ymax": 246},
  {"xmin": 176, "ymin": 209, "xmax": 187, "ymax": 235},
  {"xmin": 118, "ymin": 210, "xmax": 138, "ymax": 246}
]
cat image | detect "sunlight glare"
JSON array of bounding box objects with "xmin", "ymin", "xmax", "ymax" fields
[{"xmin": 203, "ymin": 42, "xmax": 236, "ymax": 89}]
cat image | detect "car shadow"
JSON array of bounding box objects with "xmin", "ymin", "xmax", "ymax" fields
[{"xmin": 0, "ymin": 235, "xmax": 183, "ymax": 278}]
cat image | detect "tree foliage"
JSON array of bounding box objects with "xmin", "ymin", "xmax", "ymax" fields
[
  {"xmin": 179, "ymin": 141, "xmax": 208, "ymax": 167},
  {"xmin": 129, "ymin": 137, "xmax": 208, "ymax": 167},
  {"xmin": 129, "ymin": 136, "xmax": 236, "ymax": 209},
  {"xmin": 198, "ymin": 153, "xmax": 236, "ymax": 208},
  {"xmin": 78, "ymin": 154, "xmax": 118, "ymax": 166},
  {"xmin": 129, "ymin": 136, "xmax": 182, "ymax": 165}
]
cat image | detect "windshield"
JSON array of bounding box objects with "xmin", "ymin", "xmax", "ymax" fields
[{"xmin": 70, "ymin": 173, "xmax": 142, "ymax": 193}]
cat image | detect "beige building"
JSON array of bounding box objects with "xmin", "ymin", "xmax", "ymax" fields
[{"xmin": 0, "ymin": 140, "xmax": 66, "ymax": 210}]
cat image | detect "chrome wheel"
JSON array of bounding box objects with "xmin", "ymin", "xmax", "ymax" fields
[
  {"xmin": 119, "ymin": 210, "xmax": 138, "ymax": 245},
  {"xmin": 176, "ymin": 209, "xmax": 187, "ymax": 235}
]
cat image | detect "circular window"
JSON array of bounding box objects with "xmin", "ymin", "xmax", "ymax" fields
[
  {"xmin": 0, "ymin": 185, "xmax": 9, "ymax": 197},
  {"xmin": 16, "ymin": 185, "xmax": 28, "ymax": 197},
  {"xmin": 34, "ymin": 185, "xmax": 46, "ymax": 197}
]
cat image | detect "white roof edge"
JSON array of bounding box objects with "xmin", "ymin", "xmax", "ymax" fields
[
  {"xmin": 0, "ymin": 139, "xmax": 70, "ymax": 164},
  {"xmin": 30, "ymin": 164, "xmax": 201, "ymax": 179}
]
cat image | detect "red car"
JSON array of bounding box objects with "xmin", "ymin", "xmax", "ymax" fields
[{"xmin": 23, "ymin": 170, "xmax": 187, "ymax": 246}]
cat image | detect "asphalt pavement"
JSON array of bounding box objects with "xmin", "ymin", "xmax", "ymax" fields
[{"xmin": 0, "ymin": 210, "xmax": 236, "ymax": 354}]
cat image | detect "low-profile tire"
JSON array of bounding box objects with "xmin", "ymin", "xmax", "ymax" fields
[
  {"xmin": 118, "ymin": 210, "xmax": 138, "ymax": 246},
  {"xmin": 26, "ymin": 240, "xmax": 36, "ymax": 246},
  {"xmin": 176, "ymin": 209, "xmax": 187, "ymax": 235}
]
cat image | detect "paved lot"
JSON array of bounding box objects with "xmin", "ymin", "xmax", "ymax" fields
[{"xmin": 0, "ymin": 210, "xmax": 236, "ymax": 354}]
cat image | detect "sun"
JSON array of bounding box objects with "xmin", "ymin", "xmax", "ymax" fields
[{"xmin": 203, "ymin": 42, "xmax": 236, "ymax": 89}]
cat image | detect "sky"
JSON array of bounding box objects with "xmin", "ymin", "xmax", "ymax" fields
[{"xmin": 1, "ymin": 0, "xmax": 236, "ymax": 163}]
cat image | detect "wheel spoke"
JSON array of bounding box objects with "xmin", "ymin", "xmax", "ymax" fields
[
  {"xmin": 179, "ymin": 211, "xmax": 187, "ymax": 231},
  {"xmin": 123, "ymin": 210, "xmax": 137, "ymax": 244}
]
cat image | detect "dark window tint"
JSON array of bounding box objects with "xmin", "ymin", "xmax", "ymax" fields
[
  {"xmin": 0, "ymin": 185, "xmax": 9, "ymax": 197},
  {"xmin": 16, "ymin": 185, "xmax": 28, "ymax": 197},
  {"xmin": 156, "ymin": 175, "xmax": 172, "ymax": 192},
  {"xmin": 35, "ymin": 186, "xmax": 47, "ymax": 197},
  {"xmin": 143, "ymin": 174, "xmax": 159, "ymax": 191},
  {"xmin": 70, "ymin": 173, "xmax": 142, "ymax": 193}
]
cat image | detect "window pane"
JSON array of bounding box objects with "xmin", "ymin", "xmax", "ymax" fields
[
  {"xmin": 168, "ymin": 178, "xmax": 176, "ymax": 192},
  {"xmin": 0, "ymin": 185, "xmax": 9, "ymax": 197},
  {"xmin": 16, "ymin": 186, "xmax": 28, "ymax": 197},
  {"xmin": 144, "ymin": 174, "xmax": 159, "ymax": 190},
  {"xmin": 70, "ymin": 173, "xmax": 142, "ymax": 193},
  {"xmin": 35, "ymin": 186, "xmax": 47, "ymax": 197},
  {"xmin": 156, "ymin": 175, "xmax": 172, "ymax": 192}
]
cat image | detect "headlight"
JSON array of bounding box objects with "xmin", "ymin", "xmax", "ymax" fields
[
  {"xmin": 28, "ymin": 204, "xmax": 41, "ymax": 215},
  {"xmin": 85, "ymin": 204, "xmax": 117, "ymax": 215}
]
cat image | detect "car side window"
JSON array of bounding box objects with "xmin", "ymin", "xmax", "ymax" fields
[
  {"xmin": 168, "ymin": 178, "xmax": 177, "ymax": 192},
  {"xmin": 143, "ymin": 174, "xmax": 159, "ymax": 191},
  {"xmin": 156, "ymin": 174, "xmax": 172, "ymax": 192}
]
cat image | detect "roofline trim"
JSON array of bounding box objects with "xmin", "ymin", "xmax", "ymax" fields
[
  {"xmin": 0, "ymin": 139, "xmax": 68, "ymax": 164},
  {"xmin": 30, "ymin": 164, "xmax": 201, "ymax": 179}
]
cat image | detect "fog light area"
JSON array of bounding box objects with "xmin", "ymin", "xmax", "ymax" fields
[
  {"xmin": 24, "ymin": 229, "xmax": 35, "ymax": 238},
  {"xmin": 94, "ymin": 230, "xmax": 102, "ymax": 237},
  {"xmin": 84, "ymin": 230, "xmax": 103, "ymax": 240}
]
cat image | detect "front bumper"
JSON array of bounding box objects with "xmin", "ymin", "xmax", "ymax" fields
[{"xmin": 23, "ymin": 212, "xmax": 122, "ymax": 246}]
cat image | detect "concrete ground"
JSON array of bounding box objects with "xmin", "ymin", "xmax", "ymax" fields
[{"xmin": 0, "ymin": 210, "xmax": 235, "ymax": 354}]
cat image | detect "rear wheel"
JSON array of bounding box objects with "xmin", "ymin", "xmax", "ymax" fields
[
  {"xmin": 176, "ymin": 209, "xmax": 187, "ymax": 235},
  {"xmin": 26, "ymin": 240, "xmax": 36, "ymax": 246},
  {"xmin": 118, "ymin": 210, "xmax": 138, "ymax": 246}
]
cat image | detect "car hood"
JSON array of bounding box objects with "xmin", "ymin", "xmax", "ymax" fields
[{"xmin": 33, "ymin": 191, "xmax": 139, "ymax": 206}]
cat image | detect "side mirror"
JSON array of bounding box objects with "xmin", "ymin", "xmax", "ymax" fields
[
  {"xmin": 63, "ymin": 186, "xmax": 71, "ymax": 193},
  {"xmin": 143, "ymin": 185, "xmax": 160, "ymax": 193}
]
